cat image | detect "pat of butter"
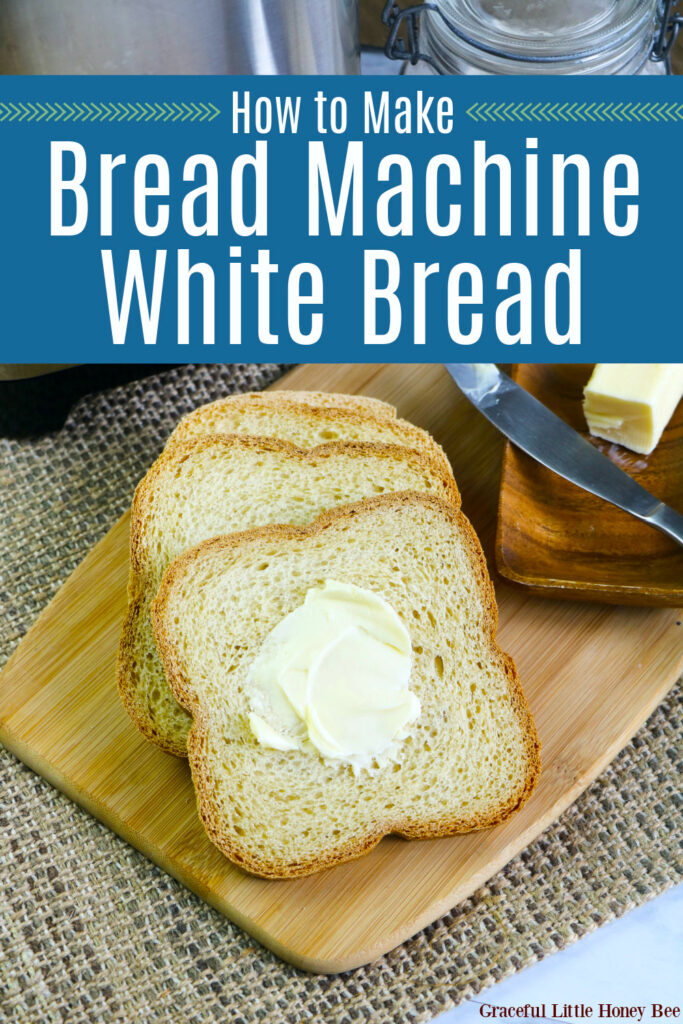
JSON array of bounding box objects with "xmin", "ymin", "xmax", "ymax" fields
[
  {"xmin": 583, "ymin": 364, "xmax": 683, "ymax": 456},
  {"xmin": 247, "ymin": 580, "xmax": 420, "ymax": 769},
  {"xmin": 248, "ymin": 713, "xmax": 299, "ymax": 751}
]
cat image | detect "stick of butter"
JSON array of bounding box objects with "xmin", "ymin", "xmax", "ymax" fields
[{"xmin": 583, "ymin": 364, "xmax": 683, "ymax": 456}]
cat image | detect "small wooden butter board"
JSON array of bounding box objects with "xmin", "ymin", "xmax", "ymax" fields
[
  {"xmin": 0, "ymin": 363, "xmax": 681, "ymax": 974},
  {"xmin": 496, "ymin": 364, "xmax": 683, "ymax": 606}
]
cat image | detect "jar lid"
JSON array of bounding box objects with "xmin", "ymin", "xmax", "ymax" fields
[{"xmin": 426, "ymin": 0, "xmax": 657, "ymax": 62}]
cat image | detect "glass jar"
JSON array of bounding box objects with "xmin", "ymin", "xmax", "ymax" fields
[{"xmin": 384, "ymin": 0, "xmax": 677, "ymax": 75}]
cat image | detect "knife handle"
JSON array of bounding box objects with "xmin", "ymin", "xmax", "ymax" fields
[{"xmin": 645, "ymin": 504, "xmax": 683, "ymax": 548}]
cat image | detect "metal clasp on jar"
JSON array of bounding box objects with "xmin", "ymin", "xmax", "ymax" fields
[
  {"xmin": 382, "ymin": 0, "xmax": 683, "ymax": 72},
  {"xmin": 651, "ymin": 0, "xmax": 683, "ymax": 69}
]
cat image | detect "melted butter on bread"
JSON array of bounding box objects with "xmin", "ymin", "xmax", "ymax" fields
[{"xmin": 247, "ymin": 580, "xmax": 419, "ymax": 771}]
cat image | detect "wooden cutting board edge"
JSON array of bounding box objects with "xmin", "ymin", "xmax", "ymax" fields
[
  {"xmin": 2, "ymin": 635, "xmax": 680, "ymax": 974},
  {"xmin": 1, "ymin": 363, "xmax": 681, "ymax": 974},
  {"xmin": 1, "ymin": 508, "xmax": 681, "ymax": 974}
]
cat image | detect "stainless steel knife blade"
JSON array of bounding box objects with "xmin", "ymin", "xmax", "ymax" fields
[{"xmin": 445, "ymin": 363, "xmax": 683, "ymax": 548}]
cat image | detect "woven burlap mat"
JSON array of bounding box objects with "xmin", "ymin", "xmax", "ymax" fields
[{"xmin": 0, "ymin": 364, "xmax": 681, "ymax": 1024}]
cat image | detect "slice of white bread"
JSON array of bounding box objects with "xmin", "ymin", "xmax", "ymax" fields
[
  {"xmin": 218, "ymin": 389, "xmax": 398, "ymax": 417},
  {"xmin": 118, "ymin": 438, "xmax": 459, "ymax": 757},
  {"xmin": 166, "ymin": 390, "xmax": 452, "ymax": 478},
  {"xmin": 151, "ymin": 493, "xmax": 540, "ymax": 879}
]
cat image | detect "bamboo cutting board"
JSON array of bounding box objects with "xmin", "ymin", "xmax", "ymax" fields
[{"xmin": 1, "ymin": 363, "xmax": 681, "ymax": 974}]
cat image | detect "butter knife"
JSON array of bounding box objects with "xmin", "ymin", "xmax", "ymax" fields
[{"xmin": 445, "ymin": 364, "xmax": 683, "ymax": 548}]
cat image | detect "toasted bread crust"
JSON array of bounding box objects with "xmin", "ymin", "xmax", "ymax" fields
[
  {"xmin": 170, "ymin": 390, "xmax": 397, "ymax": 432},
  {"xmin": 116, "ymin": 590, "xmax": 192, "ymax": 756},
  {"xmin": 118, "ymin": 438, "xmax": 461, "ymax": 757},
  {"xmin": 152, "ymin": 493, "xmax": 541, "ymax": 879},
  {"xmin": 166, "ymin": 393, "xmax": 453, "ymax": 481},
  {"xmin": 129, "ymin": 434, "xmax": 460, "ymax": 575}
]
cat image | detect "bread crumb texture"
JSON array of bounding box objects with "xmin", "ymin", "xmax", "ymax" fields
[
  {"xmin": 152, "ymin": 494, "xmax": 540, "ymax": 879},
  {"xmin": 118, "ymin": 436, "xmax": 459, "ymax": 757},
  {"xmin": 171, "ymin": 390, "xmax": 398, "ymax": 436},
  {"xmin": 167, "ymin": 390, "xmax": 452, "ymax": 478}
]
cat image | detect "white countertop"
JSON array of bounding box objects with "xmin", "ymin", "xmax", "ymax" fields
[{"xmin": 436, "ymin": 885, "xmax": 682, "ymax": 1024}]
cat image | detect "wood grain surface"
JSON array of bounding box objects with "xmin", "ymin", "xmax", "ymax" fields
[
  {"xmin": 497, "ymin": 365, "xmax": 683, "ymax": 606},
  {"xmin": 0, "ymin": 363, "xmax": 681, "ymax": 974}
]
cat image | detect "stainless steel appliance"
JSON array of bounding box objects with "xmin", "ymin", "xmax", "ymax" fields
[{"xmin": 0, "ymin": 0, "xmax": 360, "ymax": 75}]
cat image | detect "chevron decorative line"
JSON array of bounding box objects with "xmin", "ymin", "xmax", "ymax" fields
[
  {"xmin": 0, "ymin": 100, "xmax": 221, "ymax": 124},
  {"xmin": 466, "ymin": 100, "xmax": 683, "ymax": 123}
]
